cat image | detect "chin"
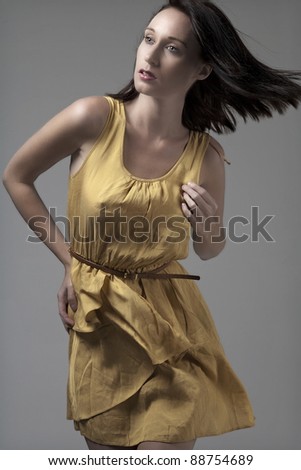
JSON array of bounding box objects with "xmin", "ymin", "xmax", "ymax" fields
[
  {"xmin": 134, "ymin": 84, "xmax": 154, "ymax": 96},
  {"xmin": 134, "ymin": 81, "xmax": 161, "ymax": 99},
  {"xmin": 135, "ymin": 87, "xmax": 156, "ymax": 96}
]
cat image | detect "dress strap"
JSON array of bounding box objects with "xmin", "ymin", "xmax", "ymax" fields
[
  {"xmin": 208, "ymin": 138, "xmax": 231, "ymax": 165},
  {"xmin": 223, "ymin": 156, "xmax": 231, "ymax": 165}
]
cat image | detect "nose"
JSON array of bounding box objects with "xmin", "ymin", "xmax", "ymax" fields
[{"xmin": 145, "ymin": 46, "xmax": 160, "ymax": 67}]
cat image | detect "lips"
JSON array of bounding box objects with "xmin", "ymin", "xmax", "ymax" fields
[{"xmin": 139, "ymin": 69, "xmax": 157, "ymax": 79}]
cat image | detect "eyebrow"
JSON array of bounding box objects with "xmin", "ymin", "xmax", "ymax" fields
[{"xmin": 145, "ymin": 27, "xmax": 188, "ymax": 48}]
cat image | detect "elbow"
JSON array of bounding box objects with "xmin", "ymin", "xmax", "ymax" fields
[
  {"xmin": 2, "ymin": 164, "xmax": 32, "ymax": 193},
  {"xmin": 196, "ymin": 238, "xmax": 227, "ymax": 261},
  {"xmin": 2, "ymin": 167, "xmax": 22, "ymax": 196},
  {"xmin": 2, "ymin": 167, "xmax": 11, "ymax": 190},
  {"xmin": 2, "ymin": 165, "xmax": 17, "ymax": 193}
]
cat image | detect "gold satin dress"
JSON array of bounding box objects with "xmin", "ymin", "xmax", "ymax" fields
[{"xmin": 66, "ymin": 96, "xmax": 255, "ymax": 446}]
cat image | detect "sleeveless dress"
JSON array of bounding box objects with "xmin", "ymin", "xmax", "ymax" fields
[{"xmin": 66, "ymin": 96, "xmax": 255, "ymax": 446}]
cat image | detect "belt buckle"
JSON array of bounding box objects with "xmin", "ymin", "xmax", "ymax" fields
[{"xmin": 123, "ymin": 271, "xmax": 139, "ymax": 281}]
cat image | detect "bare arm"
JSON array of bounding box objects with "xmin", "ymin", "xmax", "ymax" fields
[
  {"xmin": 181, "ymin": 136, "xmax": 227, "ymax": 260},
  {"xmin": 2, "ymin": 95, "xmax": 109, "ymax": 266},
  {"xmin": 2, "ymin": 95, "xmax": 110, "ymax": 329}
]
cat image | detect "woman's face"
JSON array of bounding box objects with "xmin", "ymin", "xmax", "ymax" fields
[{"xmin": 134, "ymin": 7, "xmax": 210, "ymax": 100}]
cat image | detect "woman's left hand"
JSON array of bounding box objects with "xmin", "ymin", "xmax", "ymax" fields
[{"xmin": 181, "ymin": 181, "xmax": 219, "ymax": 236}]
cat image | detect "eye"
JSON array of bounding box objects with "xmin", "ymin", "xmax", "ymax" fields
[
  {"xmin": 166, "ymin": 45, "xmax": 179, "ymax": 54},
  {"xmin": 143, "ymin": 35, "xmax": 154, "ymax": 44}
]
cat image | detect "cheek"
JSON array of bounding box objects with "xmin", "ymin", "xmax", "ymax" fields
[
  {"xmin": 180, "ymin": 57, "xmax": 201, "ymax": 81},
  {"xmin": 167, "ymin": 61, "xmax": 196, "ymax": 84},
  {"xmin": 133, "ymin": 47, "xmax": 141, "ymax": 68},
  {"xmin": 136, "ymin": 42, "xmax": 146, "ymax": 60}
]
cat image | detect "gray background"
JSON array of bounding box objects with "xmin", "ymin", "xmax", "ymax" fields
[{"xmin": 0, "ymin": 0, "xmax": 300, "ymax": 450}]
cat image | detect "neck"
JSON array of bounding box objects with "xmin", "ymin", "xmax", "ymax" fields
[{"xmin": 124, "ymin": 93, "xmax": 188, "ymax": 140}]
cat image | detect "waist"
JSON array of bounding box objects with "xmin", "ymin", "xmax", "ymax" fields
[{"xmin": 68, "ymin": 248, "xmax": 200, "ymax": 281}]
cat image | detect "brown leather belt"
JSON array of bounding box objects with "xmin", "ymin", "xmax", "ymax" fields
[{"xmin": 68, "ymin": 248, "xmax": 200, "ymax": 281}]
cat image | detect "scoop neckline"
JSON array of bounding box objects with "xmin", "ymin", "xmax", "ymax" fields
[{"xmin": 119, "ymin": 100, "xmax": 194, "ymax": 183}]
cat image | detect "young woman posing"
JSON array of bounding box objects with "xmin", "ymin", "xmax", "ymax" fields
[{"xmin": 3, "ymin": 0, "xmax": 301, "ymax": 450}]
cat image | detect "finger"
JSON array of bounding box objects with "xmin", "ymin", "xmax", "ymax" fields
[
  {"xmin": 182, "ymin": 192, "xmax": 206, "ymax": 219},
  {"xmin": 67, "ymin": 285, "xmax": 78, "ymax": 312},
  {"xmin": 183, "ymin": 181, "xmax": 205, "ymax": 195},
  {"xmin": 59, "ymin": 307, "xmax": 75, "ymax": 328},
  {"xmin": 181, "ymin": 184, "xmax": 199, "ymax": 205},
  {"xmin": 57, "ymin": 296, "xmax": 75, "ymax": 327},
  {"xmin": 182, "ymin": 192, "xmax": 198, "ymax": 211},
  {"xmin": 185, "ymin": 182, "xmax": 217, "ymax": 208},
  {"xmin": 182, "ymin": 184, "xmax": 204, "ymax": 207},
  {"xmin": 182, "ymin": 188, "xmax": 211, "ymax": 217},
  {"xmin": 181, "ymin": 201, "xmax": 192, "ymax": 219},
  {"xmin": 181, "ymin": 202, "xmax": 198, "ymax": 223}
]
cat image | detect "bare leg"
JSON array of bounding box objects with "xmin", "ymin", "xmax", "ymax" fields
[
  {"xmin": 137, "ymin": 439, "xmax": 196, "ymax": 450},
  {"xmin": 85, "ymin": 437, "xmax": 138, "ymax": 450}
]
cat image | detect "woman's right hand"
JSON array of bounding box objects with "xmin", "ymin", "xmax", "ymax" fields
[{"xmin": 57, "ymin": 267, "xmax": 78, "ymax": 332}]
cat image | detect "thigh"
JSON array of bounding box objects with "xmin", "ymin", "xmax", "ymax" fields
[
  {"xmin": 137, "ymin": 439, "xmax": 196, "ymax": 450},
  {"xmin": 85, "ymin": 437, "xmax": 138, "ymax": 450}
]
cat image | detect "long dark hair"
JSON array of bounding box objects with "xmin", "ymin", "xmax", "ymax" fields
[{"xmin": 107, "ymin": 0, "xmax": 301, "ymax": 134}]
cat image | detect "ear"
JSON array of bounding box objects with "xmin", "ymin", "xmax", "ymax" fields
[{"xmin": 197, "ymin": 63, "xmax": 213, "ymax": 81}]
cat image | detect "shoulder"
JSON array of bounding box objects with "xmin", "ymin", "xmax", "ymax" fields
[
  {"xmin": 205, "ymin": 134, "xmax": 225, "ymax": 161},
  {"xmin": 199, "ymin": 134, "xmax": 225, "ymax": 181},
  {"xmin": 67, "ymin": 95, "xmax": 111, "ymax": 140}
]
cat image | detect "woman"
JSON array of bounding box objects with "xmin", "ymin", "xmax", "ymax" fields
[{"xmin": 3, "ymin": 0, "xmax": 301, "ymax": 451}]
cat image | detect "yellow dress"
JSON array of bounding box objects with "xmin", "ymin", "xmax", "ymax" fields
[{"xmin": 66, "ymin": 96, "xmax": 255, "ymax": 446}]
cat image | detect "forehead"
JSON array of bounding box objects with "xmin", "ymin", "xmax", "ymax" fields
[{"xmin": 147, "ymin": 7, "xmax": 194, "ymax": 40}]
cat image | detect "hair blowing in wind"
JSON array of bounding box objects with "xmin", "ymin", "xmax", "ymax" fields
[{"xmin": 108, "ymin": 0, "xmax": 301, "ymax": 134}]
